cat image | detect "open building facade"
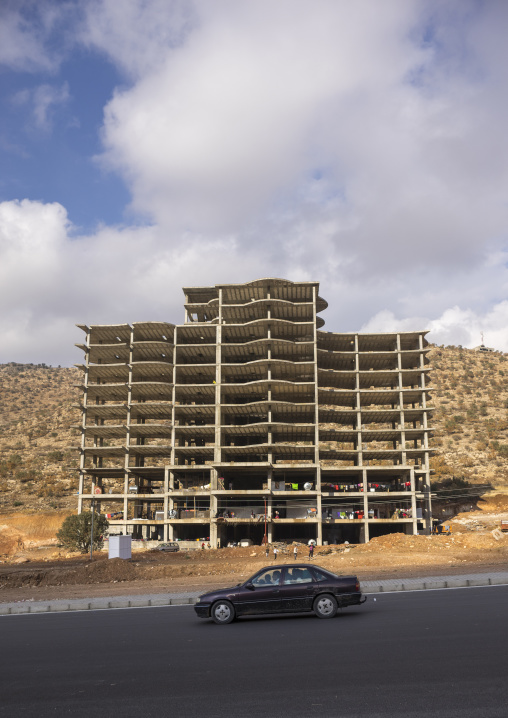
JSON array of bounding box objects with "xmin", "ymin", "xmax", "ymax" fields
[{"xmin": 76, "ymin": 278, "xmax": 433, "ymax": 546}]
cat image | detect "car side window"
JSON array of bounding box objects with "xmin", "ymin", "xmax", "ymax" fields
[
  {"xmin": 311, "ymin": 569, "xmax": 329, "ymax": 582},
  {"xmin": 283, "ymin": 567, "xmax": 314, "ymax": 585},
  {"xmin": 252, "ymin": 569, "xmax": 282, "ymax": 587}
]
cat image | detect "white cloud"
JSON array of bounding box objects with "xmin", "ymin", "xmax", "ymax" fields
[
  {"xmin": 0, "ymin": 199, "xmax": 271, "ymax": 364},
  {"xmin": 360, "ymin": 303, "xmax": 508, "ymax": 352},
  {"xmin": 1, "ymin": 1, "xmax": 508, "ymax": 362},
  {"xmin": 80, "ymin": 0, "xmax": 196, "ymax": 79},
  {"xmin": 12, "ymin": 82, "xmax": 70, "ymax": 131},
  {"xmin": 97, "ymin": 0, "xmax": 427, "ymax": 232},
  {"xmin": 92, "ymin": 0, "xmax": 508, "ymax": 279},
  {"xmin": 0, "ymin": 1, "xmax": 66, "ymax": 72}
]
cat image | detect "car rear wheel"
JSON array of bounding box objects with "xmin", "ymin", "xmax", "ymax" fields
[
  {"xmin": 211, "ymin": 600, "xmax": 235, "ymax": 625},
  {"xmin": 313, "ymin": 594, "xmax": 338, "ymax": 619}
]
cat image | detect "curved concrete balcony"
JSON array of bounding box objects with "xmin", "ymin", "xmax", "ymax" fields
[
  {"xmin": 176, "ymin": 364, "xmax": 216, "ymax": 380},
  {"xmin": 82, "ymin": 323, "xmax": 131, "ymax": 344},
  {"xmin": 318, "ymin": 387, "xmax": 431, "ymax": 406},
  {"xmin": 82, "ymin": 445, "xmax": 126, "ymax": 457},
  {"xmin": 130, "ymin": 403, "xmax": 173, "ymax": 420},
  {"xmin": 174, "ymin": 385, "xmax": 215, "ymax": 402},
  {"xmin": 131, "ymin": 340, "xmax": 173, "ymax": 362},
  {"xmin": 128, "ymin": 444, "xmax": 172, "ymax": 457},
  {"xmin": 78, "ymin": 363, "xmax": 129, "ymax": 384},
  {"xmin": 131, "ymin": 361, "xmax": 173, "ymax": 382},
  {"xmin": 174, "ymin": 425, "xmax": 215, "ymax": 440},
  {"xmin": 318, "ymin": 428, "xmax": 432, "ymax": 442},
  {"xmin": 82, "ymin": 403, "xmax": 128, "ymax": 421},
  {"xmin": 176, "ymin": 346, "xmax": 216, "ymax": 363},
  {"xmin": 130, "ymin": 321, "xmax": 174, "ymax": 342},
  {"xmin": 129, "ymin": 424, "xmax": 173, "ymax": 439},
  {"xmin": 214, "ymin": 277, "xmax": 325, "ymax": 306},
  {"xmin": 77, "ymin": 343, "xmax": 130, "ymax": 364},
  {"xmin": 83, "ymin": 425, "xmax": 125, "ymax": 440},
  {"xmin": 173, "ymin": 446, "xmax": 215, "ymax": 461},
  {"xmin": 174, "ymin": 404, "xmax": 215, "ymax": 422},
  {"xmin": 221, "ymin": 444, "xmax": 315, "ymax": 461},
  {"xmin": 223, "ymin": 422, "xmax": 315, "ymax": 439},
  {"xmin": 83, "ymin": 383, "xmax": 129, "ymax": 402},
  {"xmin": 130, "ymin": 382, "xmax": 173, "ymax": 401}
]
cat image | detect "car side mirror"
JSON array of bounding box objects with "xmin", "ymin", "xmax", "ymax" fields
[{"xmin": 244, "ymin": 582, "xmax": 255, "ymax": 590}]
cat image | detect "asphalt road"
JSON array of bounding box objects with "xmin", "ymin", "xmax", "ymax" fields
[{"xmin": 1, "ymin": 586, "xmax": 507, "ymax": 718}]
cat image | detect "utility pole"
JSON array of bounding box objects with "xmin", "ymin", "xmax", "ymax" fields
[{"xmin": 264, "ymin": 497, "xmax": 267, "ymax": 546}]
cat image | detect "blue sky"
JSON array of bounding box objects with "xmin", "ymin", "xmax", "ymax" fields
[
  {"xmin": 1, "ymin": 34, "xmax": 129, "ymax": 230},
  {"xmin": 0, "ymin": 0, "xmax": 507, "ymax": 365}
]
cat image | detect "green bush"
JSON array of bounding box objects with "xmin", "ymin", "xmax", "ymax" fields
[
  {"xmin": 496, "ymin": 444, "xmax": 508, "ymax": 459},
  {"xmin": 47, "ymin": 450, "xmax": 64, "ymax": 462},
  {"xmin": 56, "ymin": 512, "xmax": 109, "ymax": 553}
]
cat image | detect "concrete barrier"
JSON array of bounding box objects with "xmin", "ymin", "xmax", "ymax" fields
[
  {"xmin": 109, "ymin": 599, "xmax": 130, "ymax": 609},
  {"xmin": 151, "ymin": 596, "xmax": 171, "ymax": 606}
]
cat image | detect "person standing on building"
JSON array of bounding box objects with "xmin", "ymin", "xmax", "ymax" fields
[{"xmin": 293, "ymin": 545, "xmax": 298, "ymax": 561}]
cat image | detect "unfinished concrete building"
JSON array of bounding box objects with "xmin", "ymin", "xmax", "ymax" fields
[{"xmin": 76, "ymin": 278, "xmax": 432, "ymax": 546}]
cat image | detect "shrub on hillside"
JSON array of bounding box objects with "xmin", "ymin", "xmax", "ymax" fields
[{"xmin": 56, "ymin": 512, "xmax": 109, "ymax": 553}]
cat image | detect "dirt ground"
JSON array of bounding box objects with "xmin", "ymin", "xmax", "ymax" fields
[{"xmin": 1, "ymin": 495, "xmax": 507, "ymax": 605}]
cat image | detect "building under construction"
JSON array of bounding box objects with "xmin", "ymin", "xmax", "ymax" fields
[{"xmin": 75, "ymin": 278, "xmax": 432, "ymax": 545}]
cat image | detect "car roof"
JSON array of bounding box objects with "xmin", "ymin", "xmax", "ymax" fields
[
  {"xmin": 257, "ymin": 563, "xmax": 326, "ymax": 570},
  {"xmin": 254, "ymin": 564, "xmax": 357, "ymax": 578}
]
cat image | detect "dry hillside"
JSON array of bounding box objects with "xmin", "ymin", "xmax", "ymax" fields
[
  {"xmin": 430, "ymin": 346, "xmax": 508, "ymax": 493},
  {"xmin": 0, "ymin": 363, "xmax": 79, "ymax": 513},
  {"xmin": 0, "ymin": 345, "xmax": 507, "ymax": 518}
]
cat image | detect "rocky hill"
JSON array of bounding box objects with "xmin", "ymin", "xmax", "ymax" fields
[
  {"xmin": 430, "ymin": 346, "xmax": 508, "ymax": 494},
  {"xmin": 0, "ymin": 345, "xmax": 507, "ymax": 514},
  {"xmin": 0, "ymin": 363, "xmax": 79, "ymax": 513}
]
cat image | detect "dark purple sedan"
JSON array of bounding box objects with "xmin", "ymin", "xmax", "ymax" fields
[{"xmin": 194, "ymin": 564, "xmax": 366, "ymax": 624}]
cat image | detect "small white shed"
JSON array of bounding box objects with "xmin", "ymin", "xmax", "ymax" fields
[{"xmin": 109, "ymin": 535, "xmax": 132, "ymax": 559}]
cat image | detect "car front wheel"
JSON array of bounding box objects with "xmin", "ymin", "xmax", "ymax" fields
[
  {"xmin": 211, "ymin": 600, "xmax": 235, "ymax": 625},
  {"xmin": 313, "ymin": 594, "xmax": 338, "ymax": 619}
]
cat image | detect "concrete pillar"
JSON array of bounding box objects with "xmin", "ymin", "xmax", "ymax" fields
[
  {"xmin": 396, "ymin": 334, "xmax": 406, "ymax": 464},
  {"xmin": 362, "ymin": 468, "xmax": 369, "ymax": 542},
  {"xmin": 354, "ymin": 335, "xmax": 362, "ymax": 466},
  {"xmin": 163, "ymin": 467, "xmax": 169, "ymax": 541},
  {"xmin": 316, "ymin": 492, "xmax": 322, "ymax": 545},
  {"xmin": 409, "ymin": 467, "xmax": 418, "ymax": 535},
  {"xmin": 210, "ymin": 521, "xmax": 218, "ymax": 546},
  {"xmin": 312, "ymin": 286, "xmax": 320, "ymax": 465},
  {"xmin": 267, "ymin": 496, "xmax": 273, "ymax": 542}
]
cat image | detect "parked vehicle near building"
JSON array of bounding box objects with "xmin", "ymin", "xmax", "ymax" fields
[
  {"xmin": 194, "ymin": 564, "xmax": 366, "ymax": 624},
  {"xmin": 150, "ymin": 542, "xmax": 180, "ymax": 552}
]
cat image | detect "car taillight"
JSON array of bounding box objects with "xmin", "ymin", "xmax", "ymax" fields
[{"xmin": 355, "ymin": 579, "xmax": 360, "ymax": 592}]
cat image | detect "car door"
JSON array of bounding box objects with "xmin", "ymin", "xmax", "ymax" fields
[
  {"xmin": 233, "ymin": 568, "xmax": 283, "ymax": 616},
  {"xmin": 280, "ymin": 566, "xmax": 318, "ymax": 612}
]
